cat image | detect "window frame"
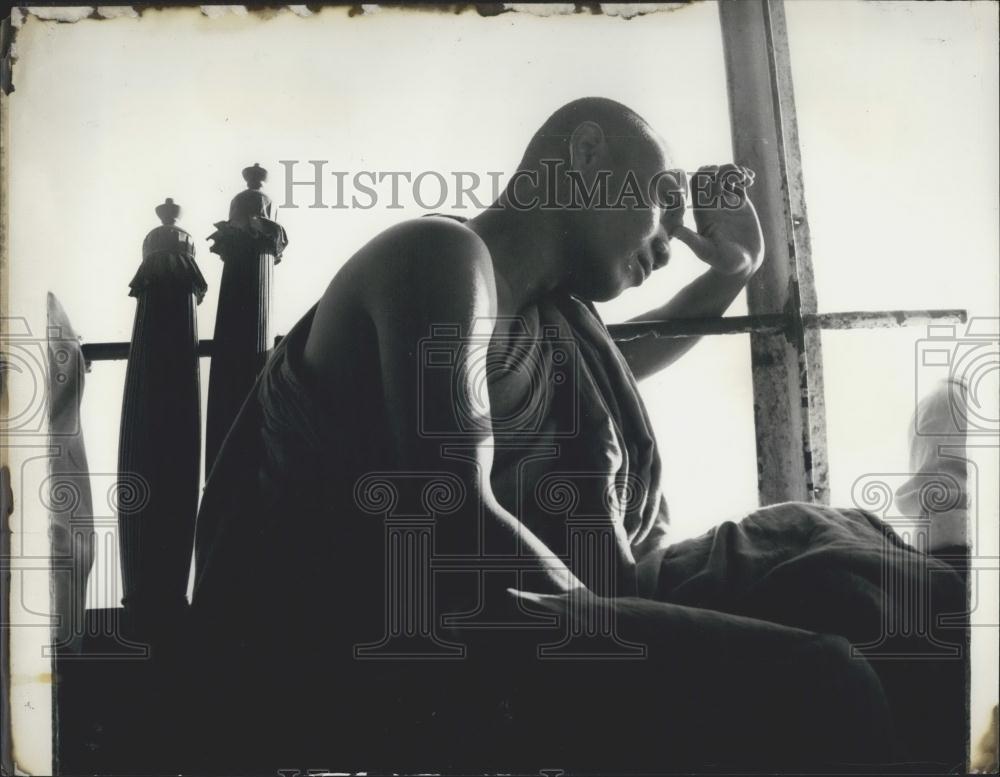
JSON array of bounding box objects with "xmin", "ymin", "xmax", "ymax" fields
[{"xmin": 608, "ymin": 0, "xmax": 966, "ymax": 508}]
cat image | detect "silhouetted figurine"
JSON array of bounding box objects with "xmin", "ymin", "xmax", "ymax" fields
[{"xmin": 47, "ymin": 292, "xmax": 95, "ymax": 655}]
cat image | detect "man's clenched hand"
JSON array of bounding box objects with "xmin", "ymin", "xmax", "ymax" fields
[{"xmin": 670, "ymin": 163, "xmax": 764, "ymax": 278}]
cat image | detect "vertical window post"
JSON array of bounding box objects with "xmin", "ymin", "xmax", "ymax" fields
[{"xmin": 719, "ymin": 0, "xmax": 829, "ymax": 506}]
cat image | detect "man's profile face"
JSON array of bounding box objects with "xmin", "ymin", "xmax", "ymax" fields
[{"xmin": 563, "ymin": 136, "xmax": 679, "ymax": 302}]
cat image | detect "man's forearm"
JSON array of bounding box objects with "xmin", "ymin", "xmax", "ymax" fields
[{"xmin": 617, "ymin": 266, "xmax": 753, "ymax": 381}]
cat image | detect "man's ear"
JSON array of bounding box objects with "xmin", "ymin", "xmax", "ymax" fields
[{"xmin": 569, "ymin": 120, "xmax": 608, "ymax": 171}]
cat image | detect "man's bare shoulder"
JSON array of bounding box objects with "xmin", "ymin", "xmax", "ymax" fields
[
  {"xmin": 307, "ymin": 217, "xmax": 498, "ymax": 381},
  {"xmin": 342, "ymin": 216, "xmax": 497, "ymax": 313}
]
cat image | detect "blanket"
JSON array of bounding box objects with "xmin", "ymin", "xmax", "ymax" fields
[{"xmin": 520, "ymin": 501, "xmax": 967, "ymax": 768}]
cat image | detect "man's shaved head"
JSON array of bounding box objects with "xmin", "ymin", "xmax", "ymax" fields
[
  {"xmin": 503, "ymin": 97, "xmax": 679, "ymax": 302},
  {"xmin": 520, "ymin": 97, "xmax": 670, "ymax": 172}
]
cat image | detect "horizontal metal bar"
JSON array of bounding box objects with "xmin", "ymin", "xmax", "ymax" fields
[
  {"xmin": 810, "ymin": 309, "xmax": 968, "ymax": 331},
  {"xmin": 608, "ymin": 314, "xmax": 786, "ymax": 341},
  {"xmin": 606, "ymin": 308, "xmax": 967, "ymax": 342},
  {"xmin": 78, "ymin": 308, "xmax": 969, "ymax": 361},
  {"xmin": 82, "ymin": 340, "xmax": 216, "ymax": 362}
]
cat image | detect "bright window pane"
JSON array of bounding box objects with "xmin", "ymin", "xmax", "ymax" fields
[
  {"xmin": 21, "ymin": 2, "xmax": 740, "ymax": 345},
  {"xmin": 823, "ymin": 325, "xmax": 999, "ymax": 751},
  {"xmin": 638, "ymin": 334, "xmax": 758, "ymax": 542},
  {"xmin": 786, "ymin": 1, "xmax": 999, "ymax": 318}
]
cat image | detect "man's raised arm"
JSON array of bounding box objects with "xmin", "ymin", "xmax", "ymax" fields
[{"xmin": 617, "ymin": 164, "xmax": 765, "ymax": 381}]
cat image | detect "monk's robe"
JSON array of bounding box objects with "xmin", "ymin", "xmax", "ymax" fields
[
  {"xmin": 192, "ymin": 293, "xmax": 669, "ymax": 632},
  {"xmin": 189, "ymin": 290, "xmax": 966, "ymax": 772}
]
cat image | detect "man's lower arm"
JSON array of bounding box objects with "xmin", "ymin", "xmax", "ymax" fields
[{"xmin": 619, "ymin": 267, "xmax": 753, "ymax": 380}]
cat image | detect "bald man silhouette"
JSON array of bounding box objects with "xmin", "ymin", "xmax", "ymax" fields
[{"xmin": 188, "ymin": 98, "xmax": 964, "ymax": 772}]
